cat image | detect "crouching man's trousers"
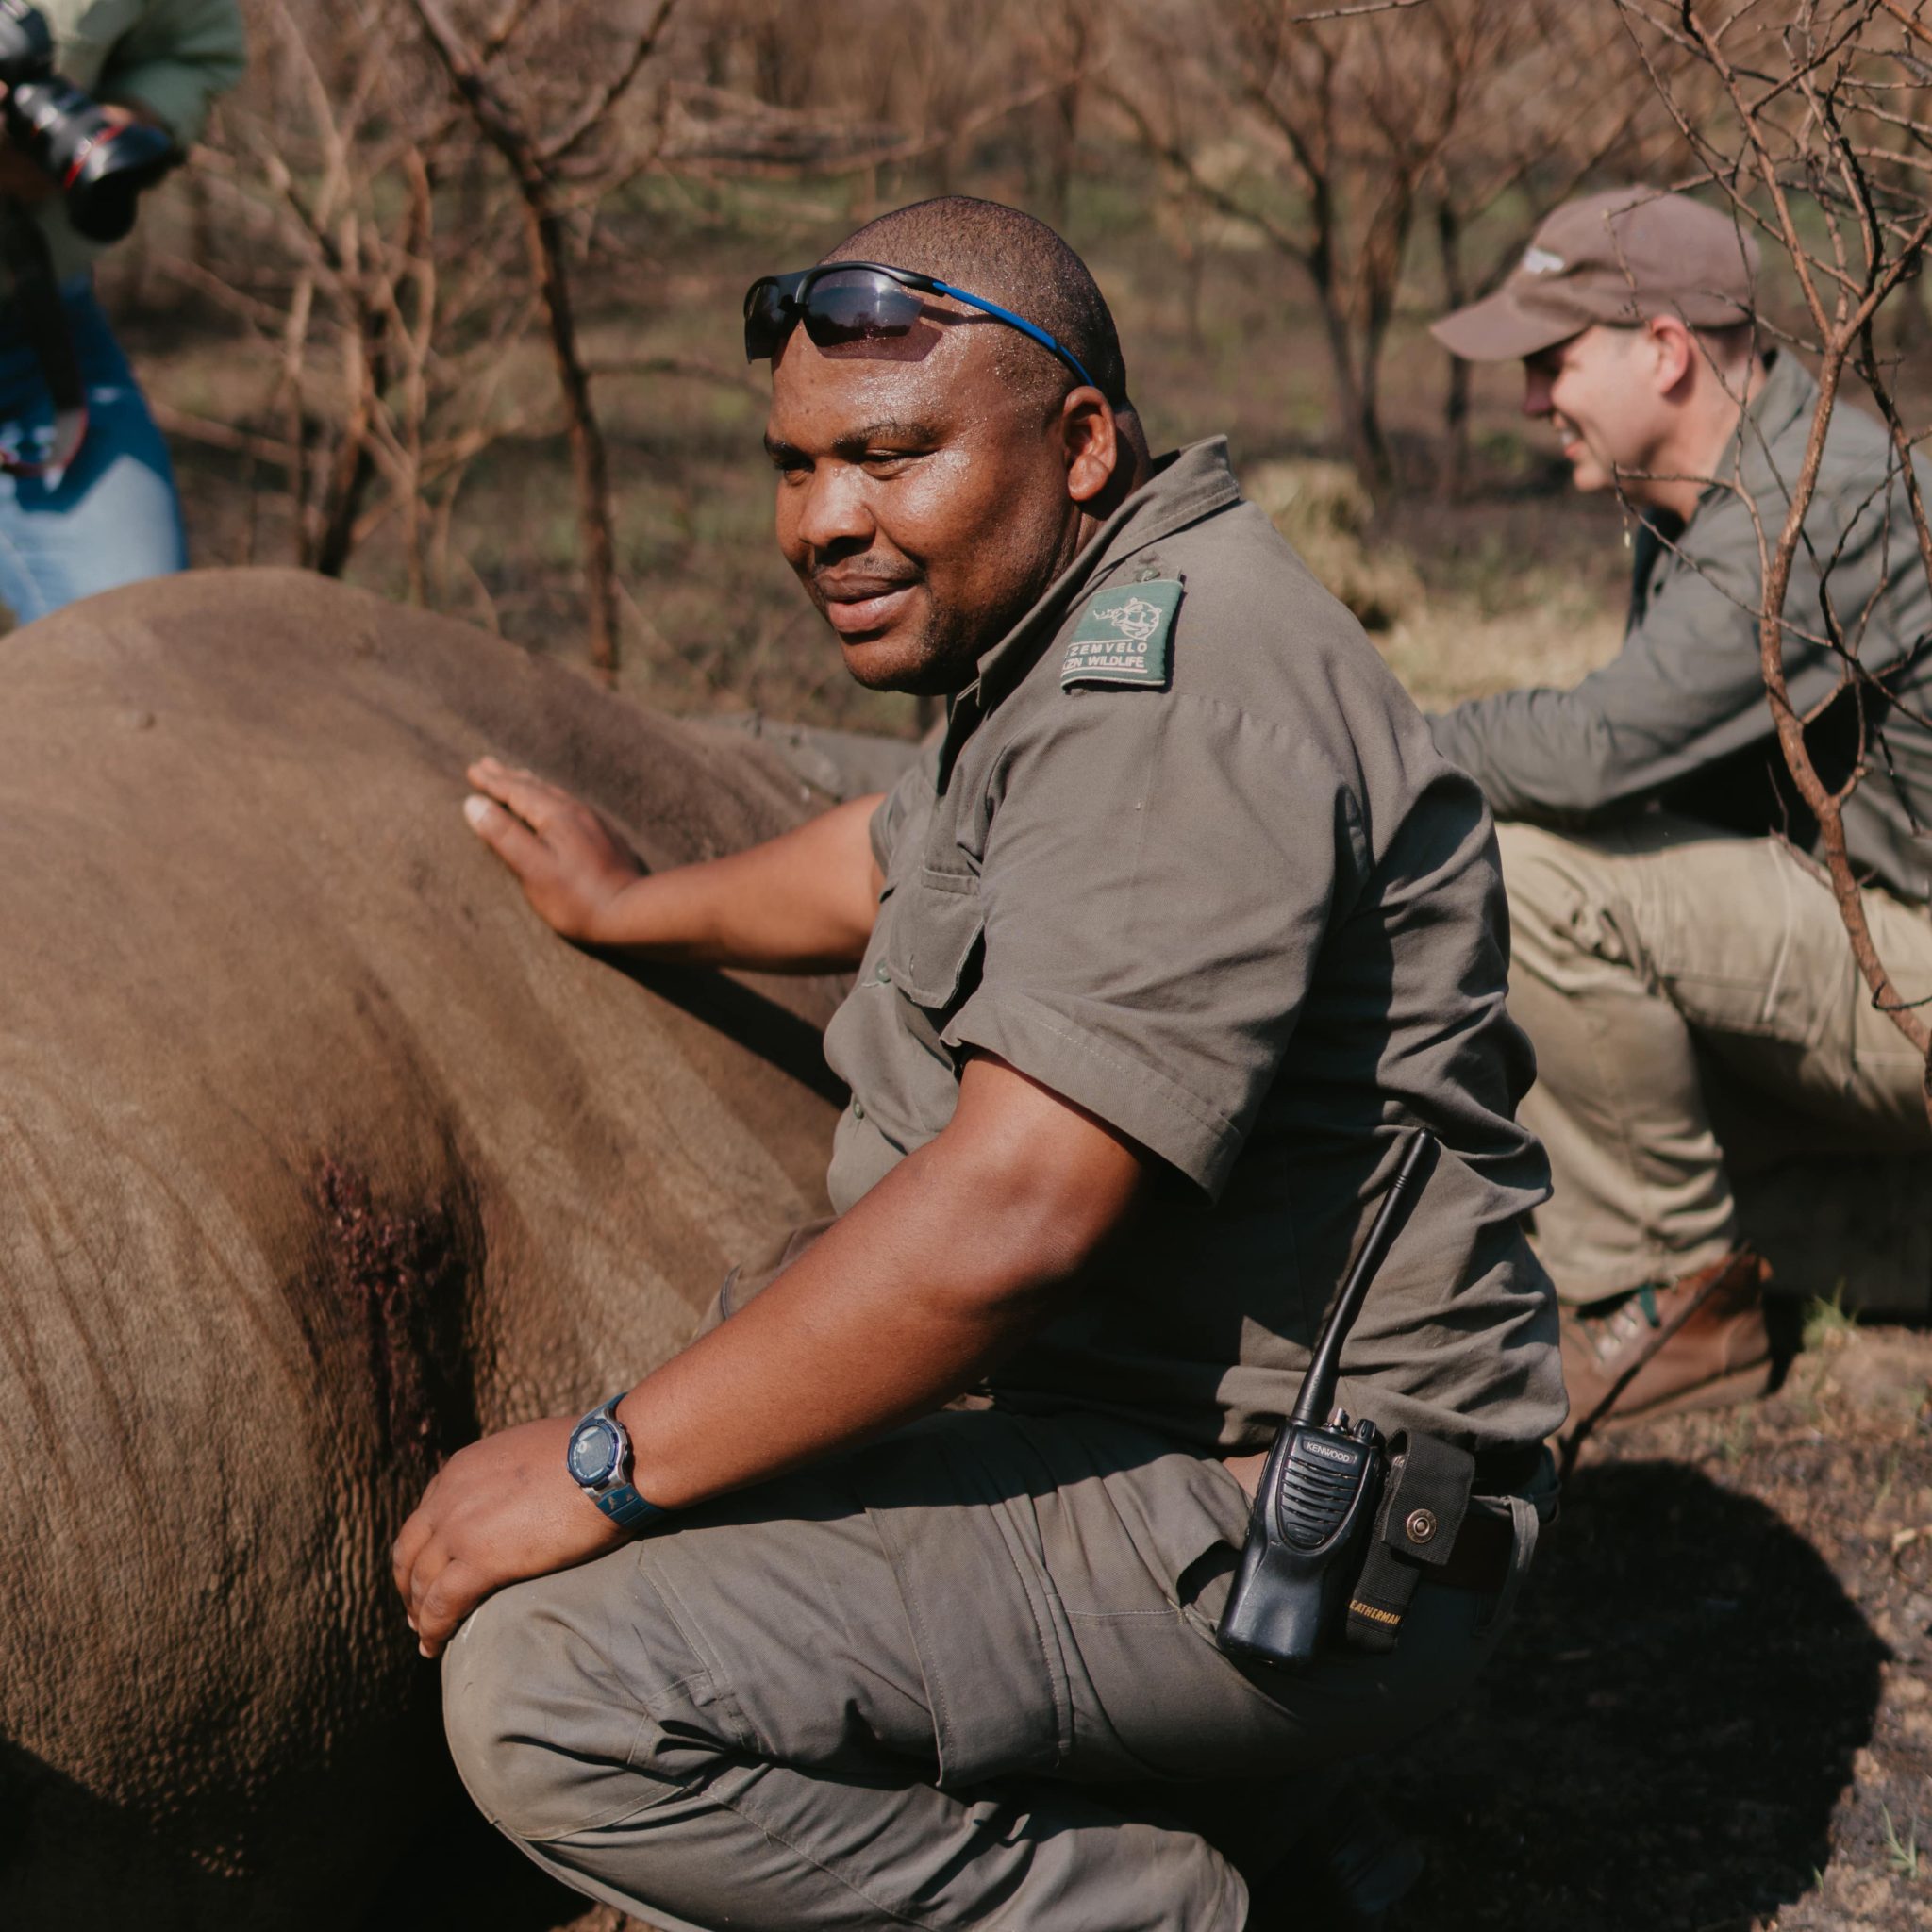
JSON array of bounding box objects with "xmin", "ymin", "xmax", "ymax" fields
[
  {"xmin": 442, "ymin": 1407, "xmax": 1537, "ymax": 1932},
  {"xmin": 1497, "ymin": 814, "xmax": 1932, "ymax": 1308}
]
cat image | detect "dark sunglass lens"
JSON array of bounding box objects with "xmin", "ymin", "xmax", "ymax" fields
[
  {"xmin": 743, "ymin": 279, "xmax": 794, "ymax": 362},
  {"xmin": 801, "ymin": 271, "xmax": 924, "ymax": 348}
]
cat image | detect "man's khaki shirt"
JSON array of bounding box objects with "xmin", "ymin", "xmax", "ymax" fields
[{"xmin": 822, "ymin": 441, "xmax": 1565, "ymax": 1454}]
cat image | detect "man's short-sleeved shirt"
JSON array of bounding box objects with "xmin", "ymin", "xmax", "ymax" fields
[{"xmin": 823, "ymin": 440, "xmax": 1565, "ymax": 1453}]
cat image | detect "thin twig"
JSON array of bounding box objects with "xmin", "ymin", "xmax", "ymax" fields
[{"xmin": 410, "ymin": 0, "xmax": 624, "ymax": 683}]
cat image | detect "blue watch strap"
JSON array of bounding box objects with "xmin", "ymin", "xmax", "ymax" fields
[{"xmin": 593, "ymin": 1481, "xmax": 668, "ymax": 1531}]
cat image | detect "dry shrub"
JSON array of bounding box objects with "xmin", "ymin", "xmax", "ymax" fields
[{"xmin": 1243, "ymin": 457, "xmax": 1422, "ymax": 631}]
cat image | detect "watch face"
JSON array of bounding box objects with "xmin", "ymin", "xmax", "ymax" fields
[{"xmin": 568, "ymin": 1415, "xmax": 622, "ymax": 1488}]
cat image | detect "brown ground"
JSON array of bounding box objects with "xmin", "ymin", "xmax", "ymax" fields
[{"xmin": 1371, "ymin": 1321, "xmax": 1932, "ymax": 1932}]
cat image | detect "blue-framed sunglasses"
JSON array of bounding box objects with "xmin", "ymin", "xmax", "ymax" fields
[{"xmin": 743, "ymin": 260, "xmax": 1100, "ymax": 393}]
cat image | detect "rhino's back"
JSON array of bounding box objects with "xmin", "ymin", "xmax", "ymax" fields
[{"xmin": 0, "ymin": 569, "xmax": 845, "ymax": 1926}]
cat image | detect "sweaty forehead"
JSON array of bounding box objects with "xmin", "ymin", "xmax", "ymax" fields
[{"xmin": 764, "ymin": 310, "xmax": 1016, "ymax": 444}]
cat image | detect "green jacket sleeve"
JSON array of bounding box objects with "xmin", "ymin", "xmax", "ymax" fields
[
  {"xmin": 1426, "ymin": 478, "xmax": 1894, "ymax": 824},
  {"xmin": 99, "ymin": 0, "xmax": 247, "ymax": 145}
]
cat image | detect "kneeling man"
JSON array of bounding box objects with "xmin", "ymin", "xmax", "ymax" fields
[
  {"xmin": 394, "ymin": 197, "xmax": 1561, "ymax": 1930},
  {"xmin": 1432, "ymin": 188, "xmax": 1932, "ymax": 1436}
]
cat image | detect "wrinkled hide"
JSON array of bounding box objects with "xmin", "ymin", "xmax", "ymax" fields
[{"xmin": 0, "ymin": 570, "xmax": 845, "ymax": 1926}]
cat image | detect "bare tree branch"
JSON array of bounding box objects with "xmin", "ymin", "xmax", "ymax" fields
[
  {"xmin": 1290, "ymin": 0, "xmax": 1427, "ymax": 20},
  {"xmin": 409, "ymin": 0, "xmax": 624, "ymax": 681}
]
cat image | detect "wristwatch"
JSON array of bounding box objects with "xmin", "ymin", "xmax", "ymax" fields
[{"xmin": 564, "ymin": 1393, "xmax": 668, "ymax": 1532}]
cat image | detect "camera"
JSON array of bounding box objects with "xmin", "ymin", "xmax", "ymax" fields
[{"xmin": 0, "ymin": 0, "xmax": 175, "ymax": 242}]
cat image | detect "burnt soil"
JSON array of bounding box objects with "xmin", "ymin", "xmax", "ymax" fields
[{"xmin": 1370, "ymin": 1322, "xmax": 1932, "ymax": 1932}]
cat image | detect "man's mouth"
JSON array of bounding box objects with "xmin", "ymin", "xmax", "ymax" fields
[{"xmin": 818, "ymin": 576, "xmax": 921, "ymax": 636}]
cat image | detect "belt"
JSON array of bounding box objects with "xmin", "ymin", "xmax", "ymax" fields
[
  {"xmin": 1429, "ymin": 1441, "xmax": 1550, "ymax": 1594},
  {"xmin": 1216, "ymin": 1439, "xmax": 1543, "ymax": 1600},
  {"xmin": 1473, "ymin": 1442, "xmax": 1546, "ymax": 1493},
  {"xmin": 1433, "ymin": 1507, "xmax": 1514, "ymax": 1595}
]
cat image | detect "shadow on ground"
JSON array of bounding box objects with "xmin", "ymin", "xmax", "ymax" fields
[
  {"xmin": 377, "ymin": 1793, "xmax": 595, "ymax": 1931},
  {"xmin": 1367, "ymin": 1457, "xmax": 1890, "ymax": 1932}
]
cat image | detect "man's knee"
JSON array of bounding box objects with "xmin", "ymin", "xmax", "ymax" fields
[
  {"xmin": 1494, "ymin": 819, "xmax": 1591, "ymax": 932},
  {"xmin": 441, "ymin": 1568, "xmax": 691, "ymax": 1843},
  {"xmin": 1492, "ymin": 818, "xmax": 1634, "ymax": 988}
]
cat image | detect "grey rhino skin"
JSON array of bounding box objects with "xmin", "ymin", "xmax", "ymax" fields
[{"xmin": 0, "ymin": 569, "xmax": 853, "ymax": 1928}]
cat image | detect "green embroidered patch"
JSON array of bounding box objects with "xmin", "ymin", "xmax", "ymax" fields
[{"xmin": 1059, "ymin": 578, "xmax": 1183, "ymax": 691}]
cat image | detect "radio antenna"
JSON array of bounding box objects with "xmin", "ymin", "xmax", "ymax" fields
[{"xmin": 1289, "ymin": 1130, "xmax": 1436, "ymax": 1428}]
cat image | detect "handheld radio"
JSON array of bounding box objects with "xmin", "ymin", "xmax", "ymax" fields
[{"xmin": 1216, "ymin": 1130, "xmax": 1436, "ymax": 1669}]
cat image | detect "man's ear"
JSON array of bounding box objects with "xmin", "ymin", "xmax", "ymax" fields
[
  {"xmin": 1061, "ymin": 389, "xmax": 1119, "ymax": 506},
  {"xmin": 1648, "ymin": 316, "xmax": 1696, "ymax": 396}
]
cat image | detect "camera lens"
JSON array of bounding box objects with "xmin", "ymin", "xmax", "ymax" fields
[
  {"xmin": 5, "ymin": 76, "xmax": 175, "ymax": 241},
  {"xmin": 62, "ymin": 115, "xmax": 175, "ymax": 242}
]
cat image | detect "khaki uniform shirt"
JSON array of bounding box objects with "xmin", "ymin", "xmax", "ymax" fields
[
  {"xmin": 1431, "ymin": 353, "xmax": 1932, "ymax": 906},
  {"xmin": 821, "ymin": 440, "xmax": 1565, "ymax": 1455}
]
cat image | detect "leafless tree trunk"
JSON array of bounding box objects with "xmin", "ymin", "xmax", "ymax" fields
[
  {"xmin": 408, "ymin": 0, "xmax": 679, "ymax": 684},
  {"xmin": 1108, "ymin": 0, "xmax": 1653, "ymax": 494}
]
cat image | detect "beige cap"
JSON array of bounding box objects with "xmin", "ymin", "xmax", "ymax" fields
[{"xmin": 1432, "ymin": 188, "xmax": 1761, "ymax": 361}]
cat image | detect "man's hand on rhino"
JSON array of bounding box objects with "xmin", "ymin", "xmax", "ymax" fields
[
  {"xmin": 391, "ymin": 1417, "xmax": 625, "ymax": 1659},
  {"xmin": 463, "ymin": 757, "xmax": 644, "ymax": 943},
  {"xmin": 462, "ymin": 759, "xmax": 886, "ymax": 974}
]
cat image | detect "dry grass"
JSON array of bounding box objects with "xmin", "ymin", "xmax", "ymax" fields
[{"xmin": 1380, "ymin": 584, "xmax": 1625, "ymax": 711}]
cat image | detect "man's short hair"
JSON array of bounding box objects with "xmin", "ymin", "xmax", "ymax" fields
[
  {"xmin": 1692, "ymin": 319, "xmax": 1762, "ymax": 370},
  {"xmin": 825, "ymin": 196, "xmax": 1131, "ymax": 411}
]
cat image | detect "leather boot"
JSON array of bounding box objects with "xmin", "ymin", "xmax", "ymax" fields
[{"xmin": 1559, "ymin": 1246, "xmax": 1774, "ymax": 1442}]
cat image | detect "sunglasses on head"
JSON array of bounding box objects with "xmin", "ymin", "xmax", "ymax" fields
[{"xmin": 742, "ymin": 260, "xmax": 1100, "ymax": 393}]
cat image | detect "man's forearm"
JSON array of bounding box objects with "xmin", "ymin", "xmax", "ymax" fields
[
  {"xmin": 594, "ymin": 791, "xmax": 886, "ymax": 973},
  {"xmin": 1426, "ymin": 692, "xmax": 1619, "ymax": 822},
  {"xmin": 615, "ymin": 1056, "xmax": 1147, "ymax": 1508},
  {"xmin": 390, "ymin": 1056, "xmax": 1148, "ymax": 1657}
]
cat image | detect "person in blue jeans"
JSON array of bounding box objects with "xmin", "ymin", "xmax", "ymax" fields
[
  {"xmin": 0, "ymin": 0, "xmax": 246, "ymax": 625},
  {"xmin": 0, "ymin": 278, "xmax": 187, "ymax": 621}
]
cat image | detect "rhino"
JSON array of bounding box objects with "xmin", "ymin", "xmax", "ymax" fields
[{"xmin": 0, "ymin": 568, "xmax": 876, "ymax": 1928}]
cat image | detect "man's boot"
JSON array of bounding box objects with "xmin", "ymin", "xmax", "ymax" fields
[{"xmin": 1559, "ymin": 1246, "xmax": 1774, "ymax": 1443}]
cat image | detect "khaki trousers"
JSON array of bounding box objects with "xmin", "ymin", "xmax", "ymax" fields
[
  {"xmin": 1496, "ymin": 815, "xmax": 1932, "ymax": 1307},
  {"xmin": 441, "ymin": 1407, "xmax": 1534, "ymax": 1932}
]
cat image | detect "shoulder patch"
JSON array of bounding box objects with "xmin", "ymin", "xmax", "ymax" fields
[{"xmin": 1060, "ymin": 578, "xmax": 1183, "ymax": 691}]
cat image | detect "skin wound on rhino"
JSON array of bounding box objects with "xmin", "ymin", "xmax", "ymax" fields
[{"xmin": 314, "ymin": 1157, "xmax": 482, "ymax": 1461}]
